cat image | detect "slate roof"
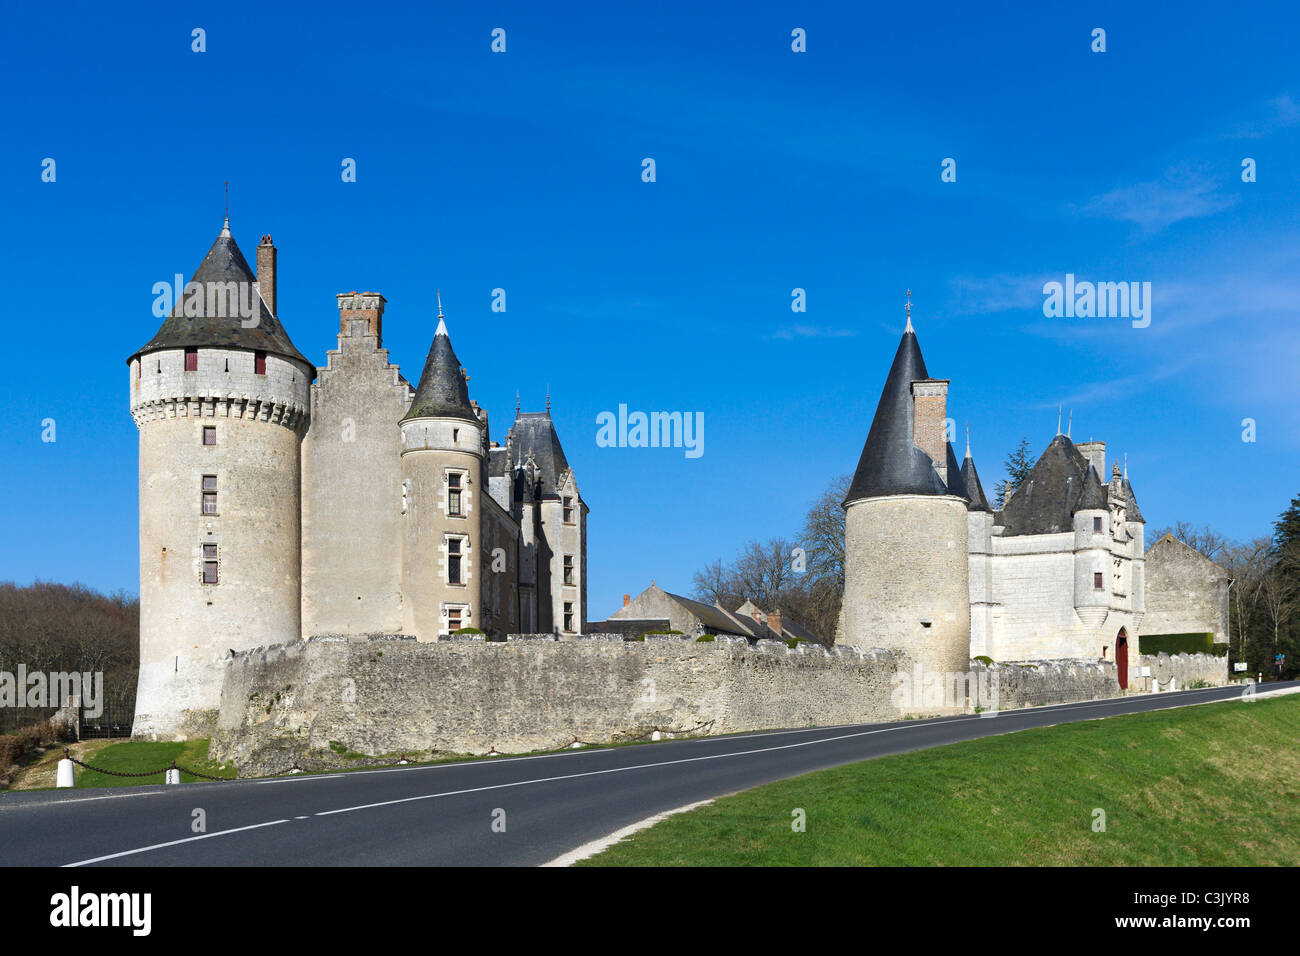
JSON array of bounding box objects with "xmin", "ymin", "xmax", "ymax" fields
[
  {"xmin": 401, "ymin": 317, "xmax": 479, "ymax": 423},
  {"xmin": 129, "ymin": 221, "xmax": 311, "ymax": 369},
  {"xmin": 507, "ymin": 412, "xmax": 574, "ymax": 499},
  {"xmin": 1122, "ymin": 477, "xmax": 1145, "ymax": 523},
  {"xmin": 998, "ymin": 434, "xmax": 1093, "ymax": 536},
  {"xmin": 1078, "ymin": 465, "xmax": 1108, "ymax": 511},
  {"xmin": 945, "ymin": 442, "xmax": 967, "ymax": 500},
  {"xmin": 960, "ymin": 451, "xmax": 992, "ymax": 513},
  {"xmin": 845, "ymin": 329, "xmax": 948, "ymax": 504}
]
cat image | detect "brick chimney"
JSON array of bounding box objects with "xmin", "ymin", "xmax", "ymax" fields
[
  {"xmin": 768, "ymin": 609, "xmax": 783, "ymax": 637},
  {"xmin": 336, "ymin": 292, "xmax": 387, "ymax": 345},
  {"xmin": 622, "ymin": 593, "xmax": 630, "ymax": 608},
  {"xmin": 256, "ymin": 235, "xmax": 277, "ymax": 318},
  {"xmin": 911, "ymin": 378, "xmax": 950, "ymax": 485}
]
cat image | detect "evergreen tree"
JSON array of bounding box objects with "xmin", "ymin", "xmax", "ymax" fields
[{"xmin": 993, "ymin": 436, "xmax": 1035, "ymax": 509}]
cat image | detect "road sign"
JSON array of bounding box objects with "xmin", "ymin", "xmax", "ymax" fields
[{"xmin": 1234, "ymin": 662, "xmax": 1248, "ymax": 672}]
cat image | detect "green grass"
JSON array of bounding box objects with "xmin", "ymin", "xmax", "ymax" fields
[
  {"xmin": 580, "ymin": 696, "xmax": 1300, "ymax": 866},
  {"xmin": 72, "ymin": 739, "xmax": 236, "ymax": 787}
]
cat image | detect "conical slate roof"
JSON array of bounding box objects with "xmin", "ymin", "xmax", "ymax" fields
[
  {"xmin": 999, "ymin": 434, "xmax": 1092, "ymax": 535},
  {"xmin": 845, "ymin": 329, "xmax": 948, "ymax": 504},
  {"xmin": 945, "ymin": 442, "xmax": 967, "ymax": 500},
  {"xmin": 960, "ymin": 451, "xmax": 991, "ymax": 513},
  {"xmin": 128, "ymin": 221, "xmax": 310, "ymax": 368},
  {"xmin": 1078, "ymin": 465, "xmax": 1109, "ymax": 511},
  {"xmin": 1122, "ymin": 476, "xmax": 1145, "ymax": 523},
  {"xmin": 402, "ymin": 315, "xmax": 478, "ymax": 423}
]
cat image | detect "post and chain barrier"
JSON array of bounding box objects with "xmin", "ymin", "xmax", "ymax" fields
[{"xmin": 59, "ymin": 748, "xmax": 416, "ymax": 783}]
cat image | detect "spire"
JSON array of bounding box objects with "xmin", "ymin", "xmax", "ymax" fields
[
  {"xmin": 904, "ymin": 288, "xmax": 914, "ymax": 333},
  {"xmin": 220, "ymin": 181, "xmax": 231, "ymax": 237},
  {"xmin": 845, "ymin": 326, "xmax": 948, "ymax": 503},
  {"xmin": 546, "ymin": 385, "xmax": 551, "ymax": 415},
  {"xmin": 402, "ymin": 297, "xmax": 477, "ymax": 423},
  {"xmin": 964, "ymin": 423, "xmax": 971, "ymax": 460},
  {"xmin": 1067, "ymin": 410, "xmax": 1072, "ymax": 439},
  {"xmin": 516, "ymin": 390, "xmax": 521, "ymax": 415},
  {"xmin": 1057, "ymin": 406, "xmax": 1062, "ymax": 436}
]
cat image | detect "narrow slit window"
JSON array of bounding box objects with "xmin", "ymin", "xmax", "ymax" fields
[
  {"xmin": 448, "ymin": 473, "xmax": 462, "ymax": 516},
  {"xmin": 448, "ymin": 538, "xmax": 462, "ymax": 585}
]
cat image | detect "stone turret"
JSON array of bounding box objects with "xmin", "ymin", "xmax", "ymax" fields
[
  {"xmin": 961, "ymin": 433, "xmax": 996, "ymax": 657},
  {"xmin": 841, "ymin": 312, "xmax": 970, "ymax": 709},
  {"xmin": 399, "ymin": 298, "xmax": 485, "ymax": 641},
  {"xmin": 128, "ymin": 218, "xmax": 313, "ymax": 739}
]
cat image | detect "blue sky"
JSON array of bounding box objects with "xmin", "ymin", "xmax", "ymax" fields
[{"xmin": 2, "ymin": 1, "xmax": 1298, "ymax": 617}]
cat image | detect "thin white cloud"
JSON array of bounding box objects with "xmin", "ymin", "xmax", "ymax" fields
[
  {"xmin": 772, "ymin": 324, "xmax": 856, "ymax": 340},
  {"xmin": 1073, "ymin": 164, "xmax": 1237, "ymax": 232}
]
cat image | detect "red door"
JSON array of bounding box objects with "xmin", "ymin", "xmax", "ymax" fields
[{"xmin": 1116, "ymin": 630, "xmax": 1129, "ymax": 690}]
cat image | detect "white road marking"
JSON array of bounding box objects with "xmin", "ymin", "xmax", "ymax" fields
[
  {"xmin": 541, "ymin": 799, "xmax": 717, "ymax": 867},
  {"xmin": 63, "ymin": 819, "xmax": 290, "ymax": 867}
]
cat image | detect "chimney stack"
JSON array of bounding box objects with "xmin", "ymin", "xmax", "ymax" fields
[
  {"xmin": 336, "ymin": 292, "xmax": 387, "ymax": 345},
  {"xmin": 622, "ymin": 593, "xmax": 630, "ymax": 608},
  {"xmin": 768, "ymin": 609, "xmax": 783, "ymax": 638},
  {"xmin": 256, "ymin": 235, "xmax": 277, "ymax": 318},
  {"xmin": 1076, "ymin": 441, "xmax": 1106, "ymax": 480},
  {"xmin": 910, "ymin": 378, "xmax": 950, "ymax": 485}
]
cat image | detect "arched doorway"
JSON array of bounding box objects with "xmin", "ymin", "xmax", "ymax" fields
[{"xmin": 1116, "ymin": 628, "xmax": 1129, "ymax": 690}]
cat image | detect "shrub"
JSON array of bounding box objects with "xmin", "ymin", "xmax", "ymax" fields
[
  {"xmin": 643, "ymin": 630, "xmax": 684, "ymax": 636},
  {"xmin": 1140, "ymin": 633, "xmax": 1225, "ymax": 657},
  {"xmin": 16, "ymin": 721, "xmax": 59, "ymax": 749},
  {"xmin": 785, "ymin": 637, "xmax": 808, "ymax": 650},
  {"xmin": 973, "ymin": 655, "xmax": 995, "ymax": 666},
  {"xmin": 696, "ymin": 635, "xmax": 716, "ymax": 643},
  {"xmin": 452, "ymin": 627, "xmax": 485, "ymax": 635},
  {"xmin": 0, "ymin": 735, "xmax": 22, "ymax": 768}
]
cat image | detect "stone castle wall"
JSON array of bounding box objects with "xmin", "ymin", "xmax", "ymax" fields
[{"xmin": 207, "ymin": 635, "xmax": 1231, "ymax": 776}]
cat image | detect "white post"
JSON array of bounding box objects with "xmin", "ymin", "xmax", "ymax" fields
[
  {"xmin": 165, "ymin": 768, "xmax": 180, "ymax": 785},
  {"xmin": 56, "ymin": 758, "xmax": 75, "ymax": 789}
]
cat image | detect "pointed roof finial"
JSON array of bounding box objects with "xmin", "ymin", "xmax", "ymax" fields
[
  {"xmin": 220, "ymin": 181, "xmax": 231, "ymax": 237},
  {"xmin": 1067, "ymin": 410, "xmax": 1072, "ymax": 439},
  {"xmin": 435, "ymin": 289, "xmax": 447, "ymax": 337},
  {"xmin": 546, "ymin": 384, "xmax": 551, "ymax": 414},
  {"xmin": 1057, "ymin": 406, "xmax": 1062, "ymax": 436},
  {"xmin": 904, "ymin": 289, "xmax": 914, "ymax": 333},
  {"xmin": 965, "ymin": 422, "xmax": 971, "ymax": 460},
  {"xmin": 1124, "ymin": 453, "xmax": 1128, "ymax": 480},
  {"xmin": 516, "ymin": 389, "xmax": 521, "ymax": 414}
]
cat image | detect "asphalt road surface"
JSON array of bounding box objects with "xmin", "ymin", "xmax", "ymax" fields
[{"xmin": 2, "ymin": 682, "xmax": 1293, "ymax": 866}]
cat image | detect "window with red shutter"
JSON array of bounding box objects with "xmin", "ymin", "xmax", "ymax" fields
[
  {"xmin": 185, "ymin": 348, "xmax": 198, "ymax": 371},
  {"xmin": 254, "ymin": 351, "xmax": 267, "ymax": 375}
]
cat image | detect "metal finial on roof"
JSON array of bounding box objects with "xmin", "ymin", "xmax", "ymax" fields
[
  {"xmin": 904, "ymin": 289, "xmax": 914, "ymax": 333},
  {"xmin": 434, "ymin": 289, "xmax": 447, "ymax": 337},
  {"xmin": 545, "ymin": 385, "xmax": 551, "ymax": 414},
  {"xmin": 1124, "ymin": 454, "xmax": 1128, "ymax": 479},
  {"xmin": 220, "ymin": 181, "xmax": 231, "ymax": 237},
  {"xmin": 516, "ymin": 390, "xmax": 521, "ymax": 414},
  {"xmin": 1057, "ymin": 406, "xmax": 1062, "ymax": 436},
  {"xmin": 1067, "ymin": 410, "xmax": 1072, "ymax": 439},
  {"xmin": 965, "ymin": 422, "xmax": 971, "ymax": 460}
]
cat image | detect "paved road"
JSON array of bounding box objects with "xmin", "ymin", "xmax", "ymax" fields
[{"xmin": 1, "ymin": 682, "xmax": 1293, "ymax": 866}]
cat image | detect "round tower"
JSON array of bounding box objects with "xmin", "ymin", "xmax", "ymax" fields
[
  {"xmin": 400, "ymin": 297, "xmax": 486, "ymax": 641},
  {"xmin": 128, "ymin": 220, "xmax": 313, "ymax": 739},
  {"xmin": 841, "ymin": 314, "xmax": 970, "ymax": 712},
  {"xmin": 1072, "ymin": 464, "xmax": 1111, "ymax": 628}
]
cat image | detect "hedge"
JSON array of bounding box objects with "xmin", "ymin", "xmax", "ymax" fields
[{"xmin": 1140, "ymin": 633, "xmax": 1227, "ymax": 657}]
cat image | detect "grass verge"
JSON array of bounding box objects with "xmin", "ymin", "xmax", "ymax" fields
[
  {"xmin": 579, "ymin": 696, "xmax": 1300, "ymax": 866},
  {"xmin": 70, "ymin": 739, "xmax": 237, "ymax": 787}
]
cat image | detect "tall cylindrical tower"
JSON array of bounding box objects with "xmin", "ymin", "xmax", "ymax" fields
[
  {"xmin": 400, "ymin": 300, "xmax": 486, "ymax": 641},
  {"xmin": 841, "ymin": 317, "xmax": 970, "ymax": 712},
  {"xmin": 129, "ymin": 220, "xmax": 313, "ymax": 739}
]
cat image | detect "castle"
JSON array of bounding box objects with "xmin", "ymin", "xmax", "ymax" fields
[
  {"xmin": 840, "ymin": 308, "xmax": 1147, "ymax": 693},
  {"xmin": 128, "ymin": 220, "xmax": 587, "ymax": 738}
]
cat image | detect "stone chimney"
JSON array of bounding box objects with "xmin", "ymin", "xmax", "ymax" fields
[
  {"xmin": 768, "ymin": 608, "xmax": 783, "ymax": 638},
  {"xmin": 336, "ymin": 292, "xmax": 387, "ymax": 344},
  {"xmin": 256, "ymin": 235, "xmax": 277, "ymax": 317},
  {"xmin": 911, "ymin": 378, "xmax": 950, "ymax": 485},
  {"xmin": 1076, "ymin": 440, "xmax": 1106, "ymax": 480}
]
